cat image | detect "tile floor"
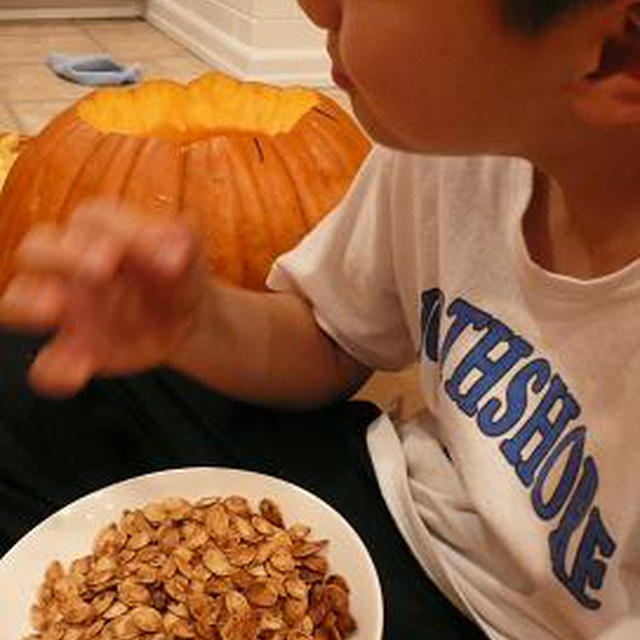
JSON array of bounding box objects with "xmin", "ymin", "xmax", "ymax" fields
[
  {"xmin": 0, "ymin": 16, "xmax": 423, "ymax": 419},
  {"xmin": 0, "ymin": 18, "xmax": 212, "ymax": 134}
]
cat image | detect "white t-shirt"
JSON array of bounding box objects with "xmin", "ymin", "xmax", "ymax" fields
[{"xmin": 267, "ymin": 146, "xmax": 640, "ymax": 639}]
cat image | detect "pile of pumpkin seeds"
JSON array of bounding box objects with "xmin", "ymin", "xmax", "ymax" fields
[{"xmin": 23, "ymin": 496, "xmax": 357, "ymax": 640}]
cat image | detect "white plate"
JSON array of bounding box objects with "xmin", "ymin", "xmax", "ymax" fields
[{"xmin": 0, "ymin": 467, "xmax": 383, "ymax": 639}]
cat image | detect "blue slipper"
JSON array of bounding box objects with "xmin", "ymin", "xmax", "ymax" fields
[{"xmin": 46, "ymin": 52, "xmax": 142, "ymax": 86}]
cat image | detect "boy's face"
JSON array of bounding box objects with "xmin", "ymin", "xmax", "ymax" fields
[{"xmin": 299, "ymin": 0, "xmax": 605, "ymax": 155}]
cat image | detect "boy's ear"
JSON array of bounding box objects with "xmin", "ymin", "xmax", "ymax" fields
[{"xmin": 570, "ymin": 1, "xmax": 640, "ymax": 125}]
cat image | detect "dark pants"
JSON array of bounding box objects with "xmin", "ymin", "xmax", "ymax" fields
[{"xmin": 0, "ymin": 330, "xmax": 485, "ymax": 639}]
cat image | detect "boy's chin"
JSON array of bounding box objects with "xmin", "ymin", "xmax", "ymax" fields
[
  {"xmin": 349, "ymin": 94, "xmax": 489, "ymax": 156},
  {"xmin": 349, "ymin": 96, "xmax": 414, "ymax": 151},
  {"xmin": 350, "ymin": 97, "xmax": 440, "ymax": 154}
]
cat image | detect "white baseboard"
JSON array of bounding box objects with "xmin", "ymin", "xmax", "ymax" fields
[
  {"xmin": 0, "ymin": 2, "xmax": 144, "ymax": 20},
  {"xmin": 146, "ymin": 0, "xmax": 332, "ymax": 87}
]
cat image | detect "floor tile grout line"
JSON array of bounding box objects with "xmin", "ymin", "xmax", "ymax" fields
[{"xmin": 76, "ymin": 21, "xmax": 113, "ymax": 53}]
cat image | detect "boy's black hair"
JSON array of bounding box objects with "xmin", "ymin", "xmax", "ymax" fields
[{"xmin": 501, "ymin": 0, "xmax": 609, "ymax": 33}]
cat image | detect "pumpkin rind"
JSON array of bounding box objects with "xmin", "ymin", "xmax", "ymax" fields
[{"xmin": 0, "ymin": 73, "xmax": 370, "ymax": 291}]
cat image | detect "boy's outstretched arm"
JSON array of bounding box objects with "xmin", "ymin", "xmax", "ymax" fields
[
  {"xmin": 171, "ymin": 284, "xmax": 372, "ymax": 409},
  {"xmin": 0, "ymin": 201, "xmax": 371, "ymax": 406}
]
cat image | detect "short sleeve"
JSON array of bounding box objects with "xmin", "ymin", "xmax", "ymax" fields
[{"xmin": 266, "ymin": 146, "xmax": 415, "ymax": 371}]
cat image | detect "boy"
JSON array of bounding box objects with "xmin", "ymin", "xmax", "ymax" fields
[{"xmin": 1, "ymin": 0, "xmax": 640, "ymax": 637}]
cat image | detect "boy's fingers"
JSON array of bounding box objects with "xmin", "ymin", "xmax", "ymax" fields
[
  {"xmin": 71, "ymin": 200, "xmax": 188, "ymax": 249},
  {"xmin": 70, "ymin": 201, "xmax": 196, "ymax": 279},
  {"xmin": 70, "ymin": 199, "xmax": 144, "ymax": 241},
  {"xmin": 16, "ymin": 222, "xmax": 125, "ymax": 284},
  {"xmin": 70, "ymin": 234, "xmax": 124, "ymax": 283},
  {"xmin": 0, "ymin": 273, "xmax": 67, "ymax": 330},
  {"xmin": 130, "ymin": 225, "xmax": 196, "ymax": 278},
  {"xmin": 28, "ymin": 333, "xmax": 96, "ymax": 398},
  {"xmin": 16, "ymin": 224, "xmax": 71, "ymax": 271}
]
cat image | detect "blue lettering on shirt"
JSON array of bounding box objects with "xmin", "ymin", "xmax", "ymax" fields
[{"xmin": 420, "ymin": 289, "xmax": 617, "ymax": 611}]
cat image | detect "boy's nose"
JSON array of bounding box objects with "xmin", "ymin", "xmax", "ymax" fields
[{"xmin": 298, "ymin": 0, "xmax": 342, "ymax": 30}]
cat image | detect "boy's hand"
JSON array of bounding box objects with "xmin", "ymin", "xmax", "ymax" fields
[{"xmin": 0, "ymin": 201, "xmax": 211, "ymax": 397}]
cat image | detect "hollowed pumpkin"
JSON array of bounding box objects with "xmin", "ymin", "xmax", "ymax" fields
[{"xmin": 0, "ymin": 72, "xmax": 370, "ymax": 290}]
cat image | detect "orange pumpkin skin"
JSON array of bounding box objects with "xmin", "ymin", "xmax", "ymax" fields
[{"xmin": 0, "ymin": 73, "xmax": 370, "ymax": 291}]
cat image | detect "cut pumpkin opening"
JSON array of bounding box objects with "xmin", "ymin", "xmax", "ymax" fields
[
  {"xmin": 0, "ymin": 133, "xmax": 22, "ymax": 190},
  {"xmin": 77, "ymin": 72, "xmax": 321, "ymax": 142}
]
